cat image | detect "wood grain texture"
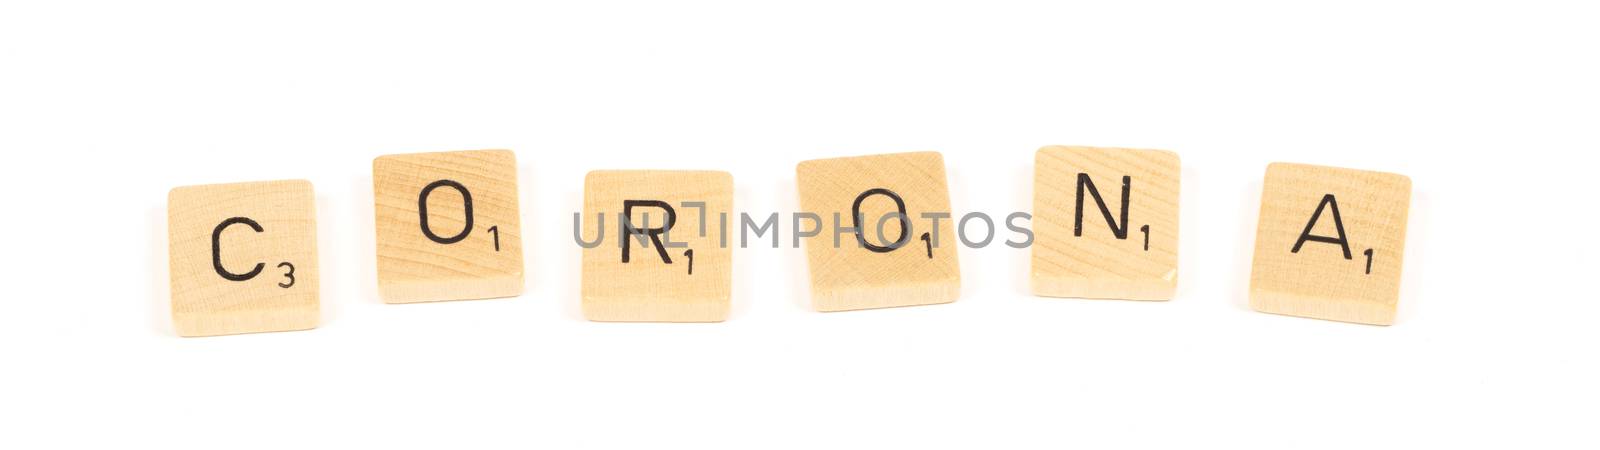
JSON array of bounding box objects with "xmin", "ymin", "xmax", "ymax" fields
[
  {"xmin": 373, "ymin": 149, "xmax": 523, "ymax": 303},
  {"xmin": 1031, "ymin": 146, "xmax": 1180, "ymax": 301},
  {"xmin": 167, "ymin": 180, "xmax": 319, "ymax": 337},
  {"xmin": 1249, "ymin": 162, "xmax": 1412, "ymax": 325},
  {"xmin": 581, "ymin": 170, "xmax": 733, "ymax": 322},
  {"xmin": 796, "ymin": 152, "xmax": 960, "ymax": 312}
]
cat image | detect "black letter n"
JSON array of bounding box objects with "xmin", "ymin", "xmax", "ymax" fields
[{"xmin": 1075, "ymin": 174, "xmax": 1130, "ymax": 239}]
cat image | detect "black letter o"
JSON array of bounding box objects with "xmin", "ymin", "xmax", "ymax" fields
[
  {"xmin": 851, "ymin": 188, "xmax": 910, "ymax": 253},
  {"xmin": 419, "ymin": 179, "xmax": 474, "ymax": 244}
]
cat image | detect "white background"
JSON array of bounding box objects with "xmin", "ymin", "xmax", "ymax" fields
[{"xmin": 2, "ymin": 1, "xmax": 1597, "ymax": 448}]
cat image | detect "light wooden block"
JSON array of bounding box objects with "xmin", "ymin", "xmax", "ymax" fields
[
  {"xmin": 1031, "ymin": 146, "xmax": 1181, "ymax": 301},
  {"xmin": 1249, "ymin": 163, "xmax": 1412, "ymax": 325},
  {"xmin": 373, "ymin": 149, "xmax": 524, "ymax": 303},
  {"xmin": 167, "ymin": 180, "xmax": 319, "ymax": 337},
  {"xmin": 581, "ymin": 170, "xmax": 733, "ymax": 322},
  {"xmin": 796, "ymin": 151, "xmax": 960, "ymax": 312}
]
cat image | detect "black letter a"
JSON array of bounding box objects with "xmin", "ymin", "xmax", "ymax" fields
[{"xmin": 1292, "ymin": 194, "xmax": 1352, "ymax": 260}]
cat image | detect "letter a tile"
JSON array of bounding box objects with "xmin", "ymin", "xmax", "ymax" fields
[
  {"xmin": 167, "ymin": 180, "xmax": 319, "ymax": 337},
  {"xmin": 1249, "ymin": 163, "xmax": 1412, "ymax": 325},
  {"xmin": 796, "ymin": 152, "xmax": 960, "ymax": 312},
  {"xmin": 581, "ymin": 170, "xmax": 733, "ymax": 322},
  {"xmin": 373, "ymin": 149, "xmax": 524, "ymax": 303},
  {"xmin": 1031, "ymin": 146, "xmax": 1181, "ymax": 301}
]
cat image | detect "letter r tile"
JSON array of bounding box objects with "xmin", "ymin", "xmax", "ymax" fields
[
  {"xmin": 581, "ymin": 170, "xmax": 733, "ymax": 322},
  {"xmin": 1249, "ymin": 163, "xmax": 1412, "ymax": 325}
]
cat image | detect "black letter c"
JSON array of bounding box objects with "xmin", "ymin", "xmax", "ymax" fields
[{"xmin": 212, "ymin": 217, "xmax": 265, "ymax": 282}]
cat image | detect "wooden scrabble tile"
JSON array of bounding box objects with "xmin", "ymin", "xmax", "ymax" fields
[
  {"xmin": 167, "ymin": 180, "xmax": 319, "ymax": 337},
  {"xmin": 581, "ymin": 170, "xmax": 733, "ymax": 322},
  {"xmin": 1249, "ymin": 163, "xmax": 1412, "ymax": 325},
  {"xmin": 796, "ymin": 152, "xmax": 960, "ymax": 312},
  {"xmin": 373, "ymin": 149, "xmax": 524, "ymax": 303},
  {"xmin": 1031, "ymin": 146, "xmax": 1180, "ymax": 301}
]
